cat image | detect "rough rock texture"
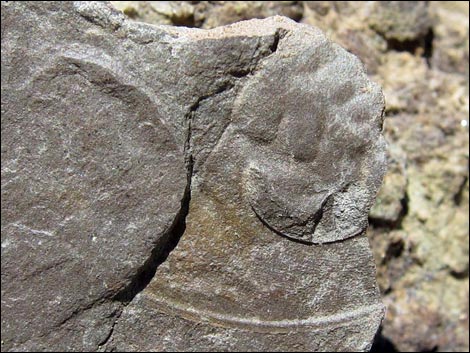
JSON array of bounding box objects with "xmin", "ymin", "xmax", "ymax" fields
[
  {"xmin": 112, "ymin": 1, "xmax": 304, "ymax": 28},
  {"xmin": 1, "ymin": 1, "xmax": 387, "ymax": 352},
  {"xmin": 109, "ymin": 20, "xmax": 387, "ymax": 347},
  {"xmin": 1, "ymin": 1, "xmax": 190, "ymax": 350},
  {"xmin": 111, "ymin": 1, "xmax": 470, "ymax": 352}
]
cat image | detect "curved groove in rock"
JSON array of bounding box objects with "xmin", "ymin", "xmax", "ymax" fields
[{"xmin": 145, "ymin": 293, "xmax": 385, "ymax": 333}]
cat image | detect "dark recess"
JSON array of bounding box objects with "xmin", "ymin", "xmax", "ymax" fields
[
  {"xmin": 371, "ymin": 329, "xmax": 398, "ymax": 352},
  {"xmin": 371, "ymin": 326, "xmax": 440, "ymax": 352},
  {"xmin": 369, "ymin": 192, "xmax": 409, "ymax": 230},
  {"xmin": 386, "ymin": 29, "xmax": 434, "ymax": 67}
]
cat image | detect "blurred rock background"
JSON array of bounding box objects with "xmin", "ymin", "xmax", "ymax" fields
[{"xmin": 111, "ymin": 1, "xmax": 469, "ymax": 351}]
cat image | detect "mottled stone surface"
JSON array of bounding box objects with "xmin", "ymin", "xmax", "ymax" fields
[
  {"xmin": 1, "ymin": 1, "xmax": 386, "ymax": 351},
  {"xmin": 113, "ymin": 2, "xmax": 470, "ymax": 351},
  {"xmin": 1, "ymin": 1, "xmax": 188, "ymax": 350},
  {"xmin": 367, "ymin": 1, "xmax": 432, "ymax": 42},
  {"xmin": 112, "ymin": 1, "xmax": 304, "ymax": 28}
]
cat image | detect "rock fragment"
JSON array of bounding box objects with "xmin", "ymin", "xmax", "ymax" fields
[
  {"xmin": 1, "ymin": 2, "xmax": 386, "ymax": 351},
  {"xmin": 367, "ymin": 1, "xmax": 432, "ymax": 43}
]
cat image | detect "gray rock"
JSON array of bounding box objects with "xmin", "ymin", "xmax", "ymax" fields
[
  {"xmin": 1, "ymin": 1, "xmax": 188, "ymax": 351},
  {"xmin": 369, "ymin": 145, "xmax": 408, "ymax": 225},
  {"xmin": 367, "ymin": 1, "xmax": 432, "ymax": 43},
  {"xmin": 1, "ymin": 2, "xmax": 386, "ymax": 351}
]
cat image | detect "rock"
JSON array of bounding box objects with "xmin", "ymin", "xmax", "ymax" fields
[
  {"xmin": 111, "ymin": 1, "xmax": 199, "ymax": 27},
  {"xmin": 368, "ymin": 44, "xmax": 469, "ymax": 353},
  {"xmin": 430, "ymin": 1, "xmax": 469, "ymax": 75},
  {"xmin": 300, "ymin": 2, "xmax": 388, "ymax": 75},
  {"xmin": 369, "ymin": 143, "xmax": 407, "ymax": 225},
  {"xmin": 375, "ymin": 52, "xmax": 428, "ymax": 114},
  {"xmin": 381, "ymin": 273, "xmax": 469, "ymax": 352},
  {"xmin": 1, "ymin": 1, "xmax": 386, "ymax": 351},
  {"xmin": 111, "ymin": 1, "xmax": 304, "ymax": 29},
  {"xmin": 110, "ymin": 3, "xmax": 470, "ymax": 351},
  {"xmin": 367, "ymin": 1, "xmax": 432, "ymax": 43},
  {"xmin": 109, "ymin": 7, "xmax": 387, "ymax": 353},
  {"xmin": 197, "ymin": 1, "xmax": 304, "ymax": 29},
  {"xmin": 1, "ymin": 1, "xmax": 188, "ymax": 351}
]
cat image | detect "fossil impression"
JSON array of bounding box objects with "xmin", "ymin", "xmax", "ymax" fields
[{"xmin": 1, "ymin": 2, "xmax": 386, "ymax": 351}]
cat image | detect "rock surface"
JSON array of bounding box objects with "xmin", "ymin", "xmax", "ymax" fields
[
  {"xmin": 1, "ymin": 1, "xmax": 189, "ymax": 350},
  {"xmin": 110, "ymin": 1, "xmax": 469, "ymax": 352},
  {"xmin": 2, "ymin": 1, "xmax": 386, "ymax": 352}
]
